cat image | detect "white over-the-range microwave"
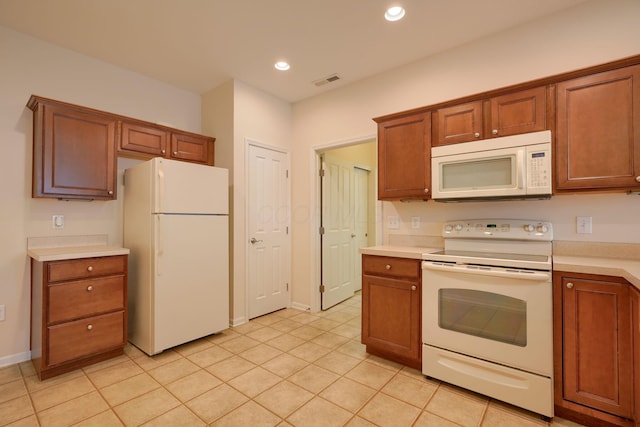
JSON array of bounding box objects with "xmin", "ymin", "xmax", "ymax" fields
[{"xmin": 431, "ymin": 130, "xmax": 552, "ymax": 201}]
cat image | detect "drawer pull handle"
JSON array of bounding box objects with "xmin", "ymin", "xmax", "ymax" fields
[
  {"xmin": 87, "ymin": 266, "xmax": 93, "ymax": 272},
  {"xmin": 87, "ymin": 285, "xmax": 93, "ymax": 292},
  {"xmin": 385, "ymin": 264, "xmax": 391, "ymax": 270},
  {"xmin": 87, "ymin": 324, "xmax": 93, "ymax": 331}
]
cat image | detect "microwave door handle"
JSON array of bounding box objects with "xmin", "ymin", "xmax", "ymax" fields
[{"xmin": 517, "ymin": 150, "xmax": 525, "ymax": 189}]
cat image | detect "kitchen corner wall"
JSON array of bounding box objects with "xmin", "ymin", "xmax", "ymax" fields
[
  {"xmin": 291, "ymin": 0, "xmax": 640, "ymax": 311},
  {"xmin": 202, "ymin": 80, "xmax": 292, "ymax": 327},
  {"xmin": 0, "ymin": 25, "xmax": 203, "ymax": 364}
]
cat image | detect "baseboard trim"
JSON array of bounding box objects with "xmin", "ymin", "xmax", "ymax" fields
[
  {"xmin": 0, "ymin": 351, "xmax": 31, "ymax": 369},
  {"xmin": 290, "ymin": 301, "xmax": 311, "ymax": 312}
]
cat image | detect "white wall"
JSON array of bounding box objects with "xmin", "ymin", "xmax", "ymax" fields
[
  {"xmin": 0, "ymin": 25, "xmax": 204, "ymax": 364},
  {"xmin": 290, "ymin": 0, "xmax": 640, "ymax": 310}
]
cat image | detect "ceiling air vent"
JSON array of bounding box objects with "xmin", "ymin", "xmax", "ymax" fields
[{"xmin": 313, "ymin": 74, "xmax": 341, "ymax": 87}]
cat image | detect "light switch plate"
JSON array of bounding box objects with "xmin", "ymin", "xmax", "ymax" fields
[
  {"xmin": 52, "ymin": 215, "xmax": 64, "ymax": 229},
  {"xmin": 577, "ymin": 216, "xmax": 592, "ymax": 234},
  {"xmin": 411, "ymin": 217, "xmax": 420, "ymax": 229}
]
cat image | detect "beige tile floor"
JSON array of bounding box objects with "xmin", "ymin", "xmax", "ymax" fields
[{"xmin": 1, "ymin": 293, "xmax": 585, "ymax": 427}]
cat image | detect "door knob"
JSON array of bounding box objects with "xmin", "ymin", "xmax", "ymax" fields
[{"xmin": 250, "ymin": 237, "xmax": 263, "ymax": 244}]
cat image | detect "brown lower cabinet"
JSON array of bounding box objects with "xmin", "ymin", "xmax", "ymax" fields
[
  {"xmin": 361, "ymin": 255, "xmax": 421, "ymax": 369},
  {"xmin": 31, "ymin": 255, "xmax": 128, "ymax": 380},
  {"xmin": 553, "ymin": 271, "xmax": 638, "ymax": 427}
]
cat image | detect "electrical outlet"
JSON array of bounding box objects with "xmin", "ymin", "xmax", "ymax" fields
[
  {"xmin": 0, "ymin": 305, "xmax": 5, "ymax": 322},
  {"xmin": 387, "ymin": 216, "xmax": 400, "ymax": 229},
  {"xmin": 411, "ymin": 217, "xmax": 421, "ymax": 229},
  {"xmin": 52, "ymin": 215, "xmax": 64, "ymax": 229},
  {"xmin": 577, "ymin": 216, "xmax": 592, "ymax": 234}
]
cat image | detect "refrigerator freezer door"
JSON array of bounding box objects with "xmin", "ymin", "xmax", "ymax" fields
[
  {"xmin": 152, "ymin": 213, "xmax": 229, "ymax": 354},
  {"xmin": 153, "ymin": 158, "xmax": 228, "ymax": 215}
]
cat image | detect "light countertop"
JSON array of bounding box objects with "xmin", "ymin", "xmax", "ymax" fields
[
  {"xmin": 27, "ymin": 235, "xmax": 129, "ymax": 262},
  {"xmin": 553, "ymin": 255, "xmax": 640, "ymax": 290}
]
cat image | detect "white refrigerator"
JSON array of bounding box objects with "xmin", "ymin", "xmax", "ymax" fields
[{"xmin": 123, "ymin": 157, "xmax": 229, "ymax": 355}]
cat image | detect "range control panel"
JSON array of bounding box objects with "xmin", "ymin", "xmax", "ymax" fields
[{"xmin": 442, "ymin": 219, "xmax": 553, "ymax": 241}]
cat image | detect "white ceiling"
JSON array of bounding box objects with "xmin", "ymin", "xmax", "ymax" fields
[{"xmin": 0, "ymin": 0, "xmax": 588, "ymax": 103}]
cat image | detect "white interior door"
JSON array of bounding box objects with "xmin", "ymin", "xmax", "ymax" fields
[
  {"xmin": 248, "ymin": 144, "xmax": 290, "ymax": 319},
  {"xmin": 353, "ymin": 167, "xmax": 369, "ymax": 291},
  {"xmin": 321, "ymin": 153, "xmax": 355, "ymax": 310}
]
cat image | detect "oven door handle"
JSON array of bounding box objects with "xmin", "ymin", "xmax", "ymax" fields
[{"xmin": 422, "ymin": 262, "xmax": 551, "ymax": 281}]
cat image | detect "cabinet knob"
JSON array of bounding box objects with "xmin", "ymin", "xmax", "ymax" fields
[
  {"xmin": 87, "ymin": 324, "xmax": 93, "ymax": 331},
  {"xmin": 492, "ymin": 129, "xmax": 498, "ymax": 135},
  {"xmin": 566, "ymin": 282, "xmax": 574, "ymax": 289},
  {"xmin": 474, "ymin": 132, "xmax": 480, "ymax": 138},
  {"xmin": 86, "ymin": 285, "xmax": 93, "ymax": 292},
  {"xmin": 87, "ymin": 266, "xmax": 93, "ymax": 272},
  {"xmin": 173, "ymin": 151, "xmax": 178, "ymax": 156},
  {"xmin": 636, "ymin": 176, "xmax": 640, "ymax": 183},
  {"xmin": 411, "ymin": 285, "xmax": 416, "ymax": 291},
  {"xmin": 424, "ymin": 188, "xmax": 429, "ymax": 193},
  {"xmin": 108, "ymin": 190, "xmax": 113, "ymax": 195},
  {"xmin": 161, "ymin": 149, "xmax": 166, "ymax": 154},
  {"xmin": 385, "ymin": 264, "xmax": 391, "ymax": 270}
]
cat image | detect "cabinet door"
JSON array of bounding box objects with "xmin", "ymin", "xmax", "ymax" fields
[
  {"xmin": 170, "ymin": 131, "xmax": 214, "ymax": 165},
  {"xmin": 631, "ymin": 286, "xmax": 640, "ymax": 424},
  {"xmin": 377, "ymin": 112, "xmax": 431, "ymax": 200},
  {"xmin": 560, "ymin": 275, "xmax": 633, "ymax": 418},
  {"xmin": 489, "ymin": 87, "xmax": 546, "ymax": 138},
  {"xmin": 119, "ymin": 121, "xmax": 168, "ymax": 157},
  {"xmin": 362, "ymin": 274, "xmax": 420, "ymax": 364},
  {"xmin": 434, "ymin": 101, "xmax": 482, "ymax": 146},
  {"xmin": 35, "ymin": 103, "xmax": 117, "ymax": 200},
  {"xmin": 556, "ymin": 65, "xmax": 640, "ymax": 191}
]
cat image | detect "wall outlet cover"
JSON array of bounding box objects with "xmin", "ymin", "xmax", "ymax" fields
[{"xmin": 387, "ymin": 216, "xmax": 400, "ymax": 229}]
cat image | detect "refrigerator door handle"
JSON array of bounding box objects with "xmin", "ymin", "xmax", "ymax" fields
[
  {"xmin": 156, "ymin": 215, "xmax": 163, "ymax": 276},
  {"xmin": 157, "ymin": 165, "xmax": 165, "ymax": 213}
]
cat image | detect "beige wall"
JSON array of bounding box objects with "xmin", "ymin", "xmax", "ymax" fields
[
  {"xmin": 0, "ymin": 26, "xmax": 205, "ymax": 364},
  {"xmin": 290, "ymin": 0, "xmax": 640, "ymax": 310}
]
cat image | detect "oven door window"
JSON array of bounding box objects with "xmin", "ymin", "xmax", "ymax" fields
[{"xmin": 439, "ymin": 289, "xmax": 526, "ymax": 347}]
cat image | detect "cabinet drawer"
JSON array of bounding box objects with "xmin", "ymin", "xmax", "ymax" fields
[
  {"xmin": 48, "ymin": 255, "xmax": 126, "ymax": 282},
  {"xmin": 363, "ymin": 255, "xmax": 420, "ymax": 279},
  {"xmin": 48, "ymin": 311, "xmax": 125, "ymax": 366},
  {"xmin": 48, "ymin": 276, "xmax": 125, "ymax": 324}
]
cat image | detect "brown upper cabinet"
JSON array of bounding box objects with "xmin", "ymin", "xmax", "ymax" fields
[
  {"xmin": 28, "ymin": 95, "xmax": 216, "ymax": 200},
  {"xmin": 28, "ymin": 96, "xmax": 118, "ymax": 200},
  {"xmin": 119, "ymin": 121, "xmax": 215, "ymax": 166},
  {"xmin": 375, "ymin": 112, "xmax": 431, "ymax": 200},
  {"xmin": 433, "ymin": 86, "xmax": 546, "ymax": 146},
  {"xmin": 555, "ymin": 64, "xmax": 640, "ymax": 192},
  {"xmin": 119, "ymin": 121, "xmax": 168, "ymax": 158}
]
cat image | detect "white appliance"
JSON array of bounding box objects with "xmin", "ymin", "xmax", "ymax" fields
[
  {"xmin": 431, "ymin": 130, "xmax": 552, "ymax": 201},
  {"xmin": 124, "ymin": 157, "xmax": 229, "ymax": 356},
  {"xmin": 422, "ymin": 219, "xmax": 553, "ymax": 418}
]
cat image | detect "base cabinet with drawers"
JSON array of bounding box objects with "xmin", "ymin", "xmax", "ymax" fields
[
  {"xmin": 31, "ymin": 255, "xmax": 128, "ymax": 380},
  {"xmin": 361, "ymin": 255, "xmax": 422, "ymax": 369}
]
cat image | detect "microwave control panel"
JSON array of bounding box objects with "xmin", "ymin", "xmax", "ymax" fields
[{"xmin": 526, "ymin": 144, "xmax": 551, "ymax": 192}]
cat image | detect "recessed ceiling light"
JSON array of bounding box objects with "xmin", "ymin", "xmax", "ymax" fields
[
  {"xmin": 275, "ymin": 61, "xmax": 290, "ymax": 71},
  {"xmin": 385, "ymin": 6, "xmax": 405, "ymax": 22}
]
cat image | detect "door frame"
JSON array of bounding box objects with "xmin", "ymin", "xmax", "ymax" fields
[
  {"xmin": 245, "ymin": 138, "xmax": 292, "ymax": 319},
  {"xmin": 310, "ymin": 134, "xmax": 381, "ymax": 312}
]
